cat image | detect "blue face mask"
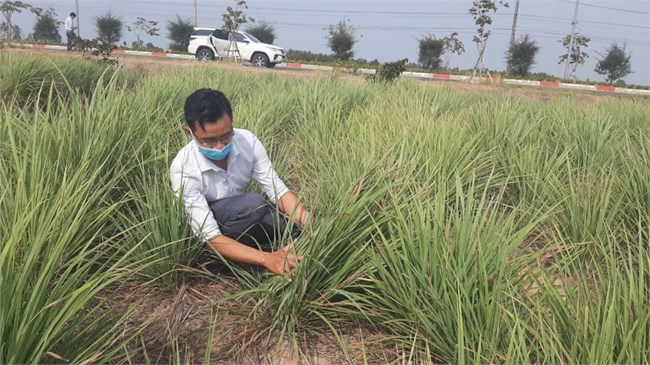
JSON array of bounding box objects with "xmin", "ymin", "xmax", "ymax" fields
[{"xmin": 197, "ymin": 142, "xmax": 233, "ymax": 161}]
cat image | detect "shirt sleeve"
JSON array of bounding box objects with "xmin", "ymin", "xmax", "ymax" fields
[
  {"xmin": 250, "ymin": 135, "xmax": 289, "ymax": 203},
  {"xmin": 170, "ymin": 162, "xmax": 222, "ymax": 241}
]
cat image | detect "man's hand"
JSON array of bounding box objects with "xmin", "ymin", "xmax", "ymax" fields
[
  {"xmin": 209, "ymin": 235, "xmax": 302, "ymax": 280},
  {"xmin": 262, "ymin": 244, "xmax": 303, "ymax": 280}
]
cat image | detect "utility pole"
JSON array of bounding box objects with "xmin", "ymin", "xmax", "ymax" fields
[
  {"xmin": 75, "ymin": 0, "xmax": 80, "ymax": 37},
  {"xmin": 506, "ymin": 0, "xmax": 520, "ymax": 73},
  {"xmin": 193, "ymin": 0, "xmax": 198, "ymax": 26},
  {"xmin": 563, "ymin": 0, "xmax": 580, "ymax": 79}
]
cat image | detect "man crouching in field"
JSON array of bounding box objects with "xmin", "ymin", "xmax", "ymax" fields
[{"xmin": 170, "ymin": 88, "xmax": 309, "ymax": 277}]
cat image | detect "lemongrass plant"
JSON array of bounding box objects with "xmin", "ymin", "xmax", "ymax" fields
[
  {"xmin": 527, "ymin": 220, "xmax": 649, "ymax": 363},
  {"xmin": 1, "ymin": 53, "xmax": 648, "ymax": 363},
  {"xmin": 112, "ymin": 158, "xmax": 201, "ymax": 286},
  {"xmin": 0, "ymin": 80, "xmax": 144, "ymax": 363},
  {"xmin": 0, "ymin": 52, "xmax": 137, "ymax": 106}
]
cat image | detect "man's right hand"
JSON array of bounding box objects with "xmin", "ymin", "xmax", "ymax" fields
[
  {"xmin": 209, "ymin": 236, "xmax": 303, "ymax": 280},
  {"xmin": 262, "ymin": 244, "xmax": 303, "ymax": 279}
]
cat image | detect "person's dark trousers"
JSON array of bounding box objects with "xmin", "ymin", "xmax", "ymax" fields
[
  {"xmin": 208, "ymin": 192, "xmax": 298, "ymax": 250},
  {"xmin": 66, "ymin": 31, "xmax": 76, "ymax": 51}
]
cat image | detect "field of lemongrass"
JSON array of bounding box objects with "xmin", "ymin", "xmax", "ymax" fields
[{"xmin": 0, "ymin": 51, "xmax": 648, "ymax": 364}]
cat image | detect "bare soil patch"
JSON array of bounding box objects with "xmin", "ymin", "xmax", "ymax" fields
[{"xmin": 105, "ymin": 273, "xmax": 395, "ymax": 364}]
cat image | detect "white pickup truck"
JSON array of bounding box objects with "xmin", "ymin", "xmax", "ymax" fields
[{"xmin": 187, "ymin": 27, "xmax": 287, "ymax": 68}]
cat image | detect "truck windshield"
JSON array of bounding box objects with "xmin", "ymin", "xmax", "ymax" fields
[{"xmin": 240, "ymin": 31, "xmax": 261, "ymax": 43}]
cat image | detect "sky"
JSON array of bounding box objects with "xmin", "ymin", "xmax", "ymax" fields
[{"xmin": 11, "ymin": 0, "xmax": 650, "ymax": 86}]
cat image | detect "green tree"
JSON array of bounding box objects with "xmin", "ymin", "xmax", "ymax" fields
[
  {"xmin": 326, "ymin": 19, "xmax": 357, "ymax": 61},
  {"xmin": 32, "ymin": 8, "xmax": 60, "ymax": 43},
  {"xmin": 1, "ymin": 1, "xmax": 42, "ymax": 40},
  {"xmin": 166, "ymin": 15, "xmax": 193, "ymax": 52},
  {"xmin": 94, "ymin": 11, "xmax": 123, "ymax": 45},
  {"xmin": 244, "ymin": 19, "xmax": 275, "ymax": 44},
  {"xmin": 468, "ymin": 0, "xmax": 508, "ymax": 78},
  {"xmin": 127, "ymin": 17, "xmax": 159, "ymax": 50},
  {"xmin": 222, "ymin": 0, "xmax": 253, "ymax": 60},
  {"xmin": 368, "ymin": 58, "xmax": 408, "ymax": 83},
  {"xmin": 418, "ymin": 35, "xmax": 444, "ymax": 70},
  {"xmin": 506, "ymin": 34, "xmax": 539, "ymax": 76},
  {"xmin": 441, "ymin": 32, "xmax": 465, "ymax": 69},
  {"xmin": 222, "ymin": 0, "xmax": 253, "ymax": 35},
  {"xmin": 558, "ymin": 33, "xmax": 590, "ymax": 80},
  {"xmin": 594, "ymin": 42, "xmax": 632, "ymax": 84}
]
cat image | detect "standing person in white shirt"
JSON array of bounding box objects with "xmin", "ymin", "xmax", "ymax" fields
[
  {"xmin": 64, "ymin": 12, "xmax": 77, "ymax": 51},
  {"xmin": 170, "ymin": 88, "xmax": 309, "ymax": 278}
]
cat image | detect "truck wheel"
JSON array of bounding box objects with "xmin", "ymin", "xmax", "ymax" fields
[
  {"xmin": 196, "ymin": 48, "xmax": 214, "ymax": 61},
  {"xmin": 251, "ymin": 53, "xmax": 270, "ymax": 67}
]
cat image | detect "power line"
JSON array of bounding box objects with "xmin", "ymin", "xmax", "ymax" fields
[
  {"xmin": 517, "ymin": 13, "xmax": 650, "ymax": 30},
  {"xmin": 515, "ymin": 27, "xmax": 649, "ymax": 46},
  {"xmin": 64, "ymin": 6, "xmax": 649, "ymax": 32},
  {"xmin": 29, "ymin": 0, "xmax": 650, "ymax": 17},
  {"xmin": 557, "ymin": 0, "xmax": 650, "ymax": 15},
  {"xmin": 258, "ymin": 20, "xmax": 650, "ymax": 47},
  {"xmin": 34, "ymin": 1, "xmax": 647, "ymax": 30},
  {"xmin": 254, "ymin": 7, "xmax": 474, "ymax": 16},
  {"xmin": 271, "ymin": 22, "xmax": 500, "ymax": 32},
  {"xmin": 517, "ymin": 14, "xmax": 571, "ymax": 23},
  {"xmin": 580, "ymin": 20, "xmax": 649, "ymax": 29},
  {"xmin": 268, "ymin": 21, "xmax": 650, "ymax": 47},
  {"xmin": 19, "ymin": 1, "xmax": 650, "ymax": 48}
]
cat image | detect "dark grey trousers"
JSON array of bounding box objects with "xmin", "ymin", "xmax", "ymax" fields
[{"xmin": 208, "ymin": 192, "xmax": 297, "ymax": 249}]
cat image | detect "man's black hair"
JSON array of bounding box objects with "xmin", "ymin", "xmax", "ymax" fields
[
  {"xmin": 184, "ymin": 88, "xmax": 233, "ymax": 131},
  {"xmin": 70, "ymin": 12, "xmax": 76, "ymax": 17}
]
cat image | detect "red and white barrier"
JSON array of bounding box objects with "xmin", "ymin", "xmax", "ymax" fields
[{"xmin": 280, "ymin": 63, "xmax": 649, "ymax": 96}]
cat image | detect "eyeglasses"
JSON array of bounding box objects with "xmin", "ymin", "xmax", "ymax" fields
[{"xmin": 189, "ymin": 129, "xmax": 235, "ymax": 148}]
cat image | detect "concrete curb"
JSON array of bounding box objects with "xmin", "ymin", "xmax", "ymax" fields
[
  {"xmin": 8, "ymin": 42, "xmax": 649, "ymax": 96},
  {"xmin": 7, "ymin": 42, "xmax": 196, "ymax": 60},
  {"xmin": 111, "ymin": 48, "xmax": 194, "ymax": 60}
]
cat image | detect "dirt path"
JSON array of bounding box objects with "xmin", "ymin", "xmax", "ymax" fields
[{"xmin": 107, "ymin": 274, "xmax": 393, "ymax": 364}]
